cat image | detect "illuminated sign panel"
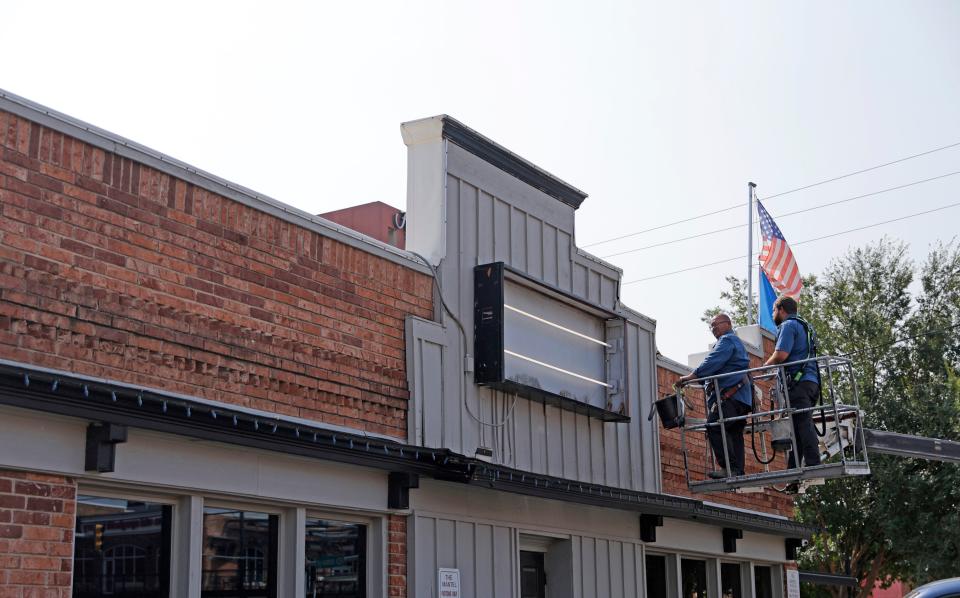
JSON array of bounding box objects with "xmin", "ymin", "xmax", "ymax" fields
[{"xmin": 474, "ymin": 262, "xmax": 628, "ymax": 422}]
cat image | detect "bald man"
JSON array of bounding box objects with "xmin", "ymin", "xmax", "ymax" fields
[{"xmin": 678, "ymin": 314, "xmax": 753, "ymax": 478}]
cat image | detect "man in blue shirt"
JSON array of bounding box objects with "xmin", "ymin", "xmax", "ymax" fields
[
  {"xmin": 763, "ymin": 295, "xmax": 822, "ymax": 469},
  {"xmin": 678, "ymin": 314, "xmax": 753, "ymax": 478}
]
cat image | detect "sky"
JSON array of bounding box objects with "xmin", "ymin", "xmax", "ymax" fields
[{"xmin": 5, "ymin": 1, "xmax": 960, "ymax": 361}]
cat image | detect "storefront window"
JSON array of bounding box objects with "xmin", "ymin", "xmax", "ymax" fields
[
  {"xmin": 201, "ymin": 508, "xmax": 278, "ymax": 598},
  {"xmin": 646, "ymin": 554, "xmax": 670, "ymax": 597},
  {"xmin": 754, "ymin": 565, "xmax": 774, "ymax": 598},
  {"xmin": 681, "ymin": 558, "xmax": 709, "ymax": 598},
  {"xmin": 720, "ymin": 563, "xmax": 743, "ymax": 598},
  {"xmin": 304, "ymin": 517, "xmax": 366, "ymax": 598},
  {"xmin": 73, "ymin": 495, "xmax": 171, "ymax": 598}
]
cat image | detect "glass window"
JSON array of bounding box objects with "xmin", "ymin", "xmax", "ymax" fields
[
  {"xmin": 754, "ymin": 565, "xmax": 774, "ymax": 598},
  {"xmin": 73, "ymin": 495, "xmax": 171, "ymax": 598},
  {"xmin": 304, "ymin": 517, "xmax": 366, "ymax": 598},
  {"xmin": 720, "ymin": 563, "xmax": 743, "ymax": 598},
  {"xmin": 681, "ymin": 558, "xmax": 709, "ymax": 598},
  {"xmin": 646, "ymin": 554, "xmax": 669, "ymax": 597},
  {"xmin": 202, "ymin": 508, "xmax": 278, "ymax": 598}
]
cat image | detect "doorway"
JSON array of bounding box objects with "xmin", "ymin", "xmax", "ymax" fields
[{"xmin": 520, "ymin": 551, "xmax": 546, "ymax": 598}]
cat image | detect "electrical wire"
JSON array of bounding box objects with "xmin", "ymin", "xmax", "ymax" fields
[
  {"xmin": 409, "ymin": 252, "xmax": 518, "ymax": 429},
  {"xmin": 580, "ymin": 140, "xmax": 960, "ymax": 248},
  {"xmin": 762, "ymin": 141, "xmax": 960, "ymax": 200},
  {"xmin": 622, "ymin": 199, "xmax": 960, "ymax": 285},
  {"xmin": 601, "ymin": 171, "xmax": 960, "ymax": 259}
]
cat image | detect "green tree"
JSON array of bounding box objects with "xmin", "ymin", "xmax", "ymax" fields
[{"xmin": 707, "ymin": 239, "xmax": 960, "ymax": 597}]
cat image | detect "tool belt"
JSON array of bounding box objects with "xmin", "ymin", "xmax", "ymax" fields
[{"xmin": 708, "ymin": 375, "xmax": 750, "ymax": 403}]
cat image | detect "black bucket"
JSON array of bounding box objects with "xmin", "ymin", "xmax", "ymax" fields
[{"xmin": 654, "ymin": 394, "xmax": 683, "ymax": 429}]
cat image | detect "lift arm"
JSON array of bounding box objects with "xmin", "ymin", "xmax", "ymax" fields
[{"xmin": 861, "ymin": 428, "xmax": 960, "ymax": 464}]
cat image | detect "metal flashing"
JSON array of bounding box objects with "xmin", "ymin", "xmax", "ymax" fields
[
  {"xmin": 575, "ymin": 247, "xmax": 624, "ymax": 275},
  {"xmin": 439, "ymin": 116, "xmax": 588, "ymax": 210},
  {"xmin": 0, "ymin": 88, "xmax": 430, "ymax": 276},
  {"xmin": 0, "ymin": 361, "xmax": 814, "ymax": 538},
  {"xmin": 656, "ymin": 354, "xmax": 693, "ymax": 375}
]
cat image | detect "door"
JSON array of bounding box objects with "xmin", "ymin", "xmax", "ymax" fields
[{"xmin": 520, "ymin": 551, "xmax": 546, "ymax": 598}]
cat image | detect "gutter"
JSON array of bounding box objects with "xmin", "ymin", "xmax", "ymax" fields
[{"xmin": 0, "ymin": 361, "xmax": 814, "ymax": 539}]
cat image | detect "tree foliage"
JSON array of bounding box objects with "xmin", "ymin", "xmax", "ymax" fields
[{"xmin": 707, "ymin": 239, "xmax": 960, "ymax": 597}]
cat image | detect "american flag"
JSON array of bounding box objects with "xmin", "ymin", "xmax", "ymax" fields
[{"xmin": 757, "ymin": 200, "xmax": 802, "ymax": 297}]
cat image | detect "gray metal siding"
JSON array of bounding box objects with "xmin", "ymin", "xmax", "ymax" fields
[
  {"xmin": 405, "ymin": 142, "xmax": 660, "ymax": 493},
  {"xmin": 413, "ymin": 515, "xmax": 517, "ymax": 598},
  {"xmin": 412, "ymin": 514, "xmax": 647, "ymax": 598},
  {"xmin": 572, "ymin": 535, "xmax": 644, "ymax": 598}
]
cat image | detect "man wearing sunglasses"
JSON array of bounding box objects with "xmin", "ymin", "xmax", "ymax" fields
[{"xmin": 678, "ymin": 314, "xmax": 752, "ymax": 479}]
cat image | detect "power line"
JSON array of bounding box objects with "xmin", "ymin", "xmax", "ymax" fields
[
  {"xmin": 581, "ymin": 140, "xmax": 960, "ymax": 248},
  {"xmin": 622, "ymin": 199, "xmax": 960, "ymax": 285},
  {"xmin": 762, "ymin": 141, "xmax": 960, "ymax": 200},
  {"xmin": 601, "ymin": 171, "xmax": 960, "ymax": 259}
]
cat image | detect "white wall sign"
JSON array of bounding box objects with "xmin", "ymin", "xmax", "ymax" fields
[
  {"xmin": 786, "ymin": 568, "xmax": 801, "ymax": 598},
  {"xmin": 439, "ymin": 568, "xmax": 460, "ymax": 598}
]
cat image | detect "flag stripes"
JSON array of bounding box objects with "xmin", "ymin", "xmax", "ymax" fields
[{"xmin": 757, "ymin": 200, "xmax": 802, "ymax": 297}]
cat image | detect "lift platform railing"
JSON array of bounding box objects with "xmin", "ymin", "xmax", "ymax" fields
[{"xmin": 669, "ymin": 355, "xmax": 871, "ymax": 493}]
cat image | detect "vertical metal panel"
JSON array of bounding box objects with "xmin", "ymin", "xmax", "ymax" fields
[
  {"xmin": 589, "ymin": 270, "xmax": 602, "ymax": 304},
  {"xmin": 493, "ymin": 526, "xmax": 513, "ymax": 598},
  {"xmin": 558, "ymin": 231, "xmax": 572, "ymax": 292},
  {"xmin": 604, "ymin": 422, "xmax": 621, "ymax": 488},
  {"xmin": 494, "ymin": 198, "xmax": 511, "ymax": 263},
  {"xmin": 571, "ymin": 536, "xmax": 583, "ymax": 598},
  {"xmin": 595, "ymin": 539, "xmax": 611, "ymax": 598},
  {"xmin": 510, "ymin": 208, "xmax": 527, "ymax": 270},
  {"xmin": 621, "ymin": 542, "xmax": 638, "ymax": 598},
  {"xmin": 545, "ymin": 405, "xmax": 564, "ymax": 477},
  {"xmin": 601, "ymin": 275, "xmax": 617, "ymax": 308},
  {"xmin": 475, "ymin": 523, "xmax": 495, "ymax": 598},
  {"xmin": 572, "ymin": 263, "xmax": 587, "ymax": 299},
  {"xmin": 513, "ymin": 396, "xmax": 532, "ymax": 471},
  {"xmin": 580, "ymin": 536, "xmax": 596, "ymax": 597},
  {"xmin": 543, "ymin": 225, "xmax": 558, "ymax": 286},
  {"xmin": 525, "ymin": 215, "xmax": 543, "ymax": 279},
  {"xmin": 456, "ymin": 521, "xmax": 476, "ymax": 595},
  {"xmin": 575, "ymin": 414, "xmax": 591, "ymax": 481},
  {"xmin": 415, "ymin": 516, "xmax": 437, "ymax": 597},
  {"xmin": 478, "ymin": 189, "xmax": 495, "ymax": 265},
  {"xmin": 561, "ymin": 409, "xmax": 578, "ymax": 480},
  {"xmin": 423, "ymin": 340, "xmax": 445, "ymax": 448},
  {"xmin": 438, "ymin": 519, "xmax": 456, "ymax": 569},
  {"xmin": 590, "ymin": 418, "xmax": 605, "ymax": 485},
  {"xmin": 529, "ymin": 402, "xmax": 546, "ymax": 473}
]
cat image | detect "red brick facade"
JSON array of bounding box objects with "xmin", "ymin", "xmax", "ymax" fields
[
  {"xmin": 0, "ymin": 469, "xmax": 76, "ymax": 598},
  {"xmin": 657, "ymin": 334, "xmax": 795, "ymax": 517},
  {"xmin": 387, "ymin": 514, "xmax": 408, "ymax": 597},
  {"xmin": 0, "ymin": 109, "xmax": 432, "ymax": 438},
  {"xmin": 0, "ymin": 109, "xmax": 429, "ymax": 596}
]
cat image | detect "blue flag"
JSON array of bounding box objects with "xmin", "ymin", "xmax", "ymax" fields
[{"xmin": 758, "ymin": 269, "xmax": 778, "ymax": 333}]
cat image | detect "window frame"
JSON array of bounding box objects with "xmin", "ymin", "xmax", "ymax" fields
[
  {"xmin": 302, "ymin": 509, "xmax": 375, "ymax": 598},
  {"xmin": 200, "ymin": 500, "xmax": 281, "ymax": 598},
  {"xmin": 73, "ymin": 488, "xmax": 176, "ymax": 598}
]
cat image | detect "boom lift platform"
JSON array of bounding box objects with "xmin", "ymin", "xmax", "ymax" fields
[
  {"xmin": 665, "ymin": 356, "xmax": 872, "ymax": 493},
  {"xmin": 661, "ymin": 354, "xmax": 960, "ymax": 493}
]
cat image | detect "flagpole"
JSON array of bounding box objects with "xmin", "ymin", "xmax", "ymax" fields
[{"xmin": 746, "ymin": 182, "xmax": 756, "ymax": 325}]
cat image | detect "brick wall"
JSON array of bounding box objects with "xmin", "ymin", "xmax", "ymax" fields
[
  {"xmin": 0, "ymin": 469, "xmax": 76, "ymax": 597},
  {"xmin": 657, "ymin": 334, "xmax": 795, "ymax": 516},
  {"xmin": 388, "ymin": 514, "xmax": 407, "ymax": 598},
  {"xmin": 0, "ymin": 110, "xmax": 433, "ymax": 438}
]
